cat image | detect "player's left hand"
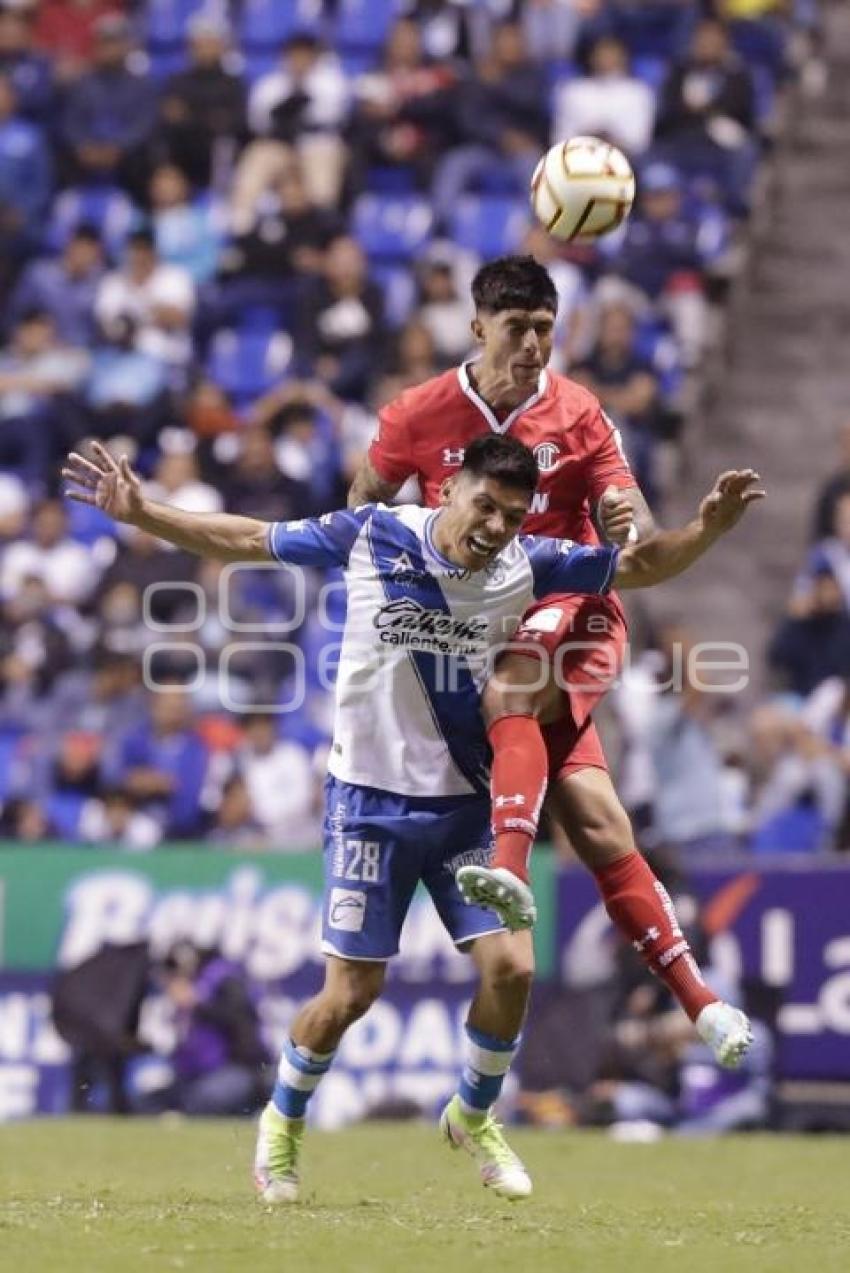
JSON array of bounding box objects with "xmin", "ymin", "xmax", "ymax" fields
[
  {"xmin": 699, "ymin": 470, "xmax": 766, "ymax": 534},
  {"xmin": 599, "ymin": 485, "xmax": 636, "ymax": 545}
]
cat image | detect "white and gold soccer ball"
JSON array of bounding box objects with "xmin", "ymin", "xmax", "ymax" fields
[{"xmin": 530, "ymin": 136, "xmax": 635, "ymax": 242}]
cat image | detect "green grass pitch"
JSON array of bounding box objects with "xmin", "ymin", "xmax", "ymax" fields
[{"xmin": 1, "ymin": 1120, "xmax": 848, "ymax": 1273}]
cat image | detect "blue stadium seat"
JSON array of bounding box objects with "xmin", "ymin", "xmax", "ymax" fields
[
  {"xmin": 206, "ymin": 328, "xmax": 294, "ymax": 403},
  {"xmin": 364, "ymin": 165, "xmax": 417, "ymax": 195},
  {"xmin": 0, "ymin": 730, "xmax": 24, "ymax": 800},
  {"xmin": 238, "ymin": 0, "xmax": 324, "ymax": 51},
  {"xmin": 370, "ymin": 262, "xmax": 416, "ymax": 328},
  {"xmin": 631, "ymin": 54, "xmax": 667, "ymax": 92},
  {"xmin": 352, "ymin": 194, "xmax": 433, "ymax": 262},
  {"xmin": 728, "ymin": 18, "xmax": 786, "ymax": 78},
  {"xmin": 338, "ymin": 46, "xmax": 381, "ymax": 77},
  {"xmin": 146, "ymin": 46, "xmax": 188, "ymax": 80},
  {"xmin": 242, "ymin": 48, "xmax": 280, "ymax": 84},
  {"xmin": 46, "ymin": 185, "xmax": 139, "ymax": 258},
  {"xmin": 46, "ymin": 792, "xmax": 86, "ymax": 842},
  {"xmin": 333, "ymin": 0, "xmax": 399, "ymax": 50},
  {"xmin": 145, "ymin": 0, "xmax": 206, "ymax": 48},
  {"xmin": 613, "ymin": 4, "xmax": 693, "ymax": 58},
  {"xmin": 449, "ymin": 196, "xmax": 529, "ymax": 259}
]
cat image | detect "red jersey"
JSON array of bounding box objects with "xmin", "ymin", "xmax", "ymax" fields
[{"xmin": 369, "ymin": 364, "xmax": 637, "ymax": 544}]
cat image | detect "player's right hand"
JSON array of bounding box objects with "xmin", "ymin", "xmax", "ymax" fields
[
  {"xmin": 62, "ymin": 441, "xmax": 145, "ymax": 524},
  {"xmin": 599, "ymin": 485, "xmax": 636, "ymax": 545},
  {"xmin": 699, "ymin": 469, "xmax": 765, "ymax": 534}
]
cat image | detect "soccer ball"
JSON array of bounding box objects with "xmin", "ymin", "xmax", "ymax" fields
[{"xmin": 530, "ymin": 136, "xmax": 635, "ymax": 242}]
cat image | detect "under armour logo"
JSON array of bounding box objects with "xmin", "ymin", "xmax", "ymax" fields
[
  {"xmin": 443, "ymin": 448, "xmax": 465, "ymax": 466},
  {"xmin": 494, "ymin": 794, "xmax": 525, "ymax": 808},
  {"xmin": 632, "ymin": 926, "xmax": 661, "ymax": 953}
]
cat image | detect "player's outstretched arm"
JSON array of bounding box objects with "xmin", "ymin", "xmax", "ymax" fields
[
  {"xmin": 614, "ymin": 469, "xmax": 765, "ymax": 590},
  {"xmin": 62, "ymin": 442, "xmax": 272, "ymax": 562},
  {"xmin": 347, "ymin": 456, "xmax": 403, "ymax": 508}
]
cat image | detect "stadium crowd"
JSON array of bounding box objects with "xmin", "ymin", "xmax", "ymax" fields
[{"xmin": 0, "ymin": 0, "xmax": 839, "ymax": 855}]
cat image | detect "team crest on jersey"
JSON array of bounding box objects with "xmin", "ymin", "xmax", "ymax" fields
[{"xmin": 533, "ymin": 442, "xmax": 560, "ymax": 473}]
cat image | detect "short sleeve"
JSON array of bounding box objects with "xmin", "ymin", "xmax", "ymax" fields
[
  {"xmin": 267, "ymin": 506, "xmax": 373, "ymax": 568},
  {"xmin": 584, "ymin": 408, "xmax": 638, "ymax": 501},
  {"xmin": 368, "ymin": 396, "xmax": 415, "ymax": 485},
  {"xmin": 523, "ymin": 535, "xmax": 619, "ymax": 597}
]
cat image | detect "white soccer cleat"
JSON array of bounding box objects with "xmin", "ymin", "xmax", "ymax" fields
[
  {"xmin": 254, "ymin": 1103, "xmax": 304, "ymax": 1204},
  {"xmin": 695, "ymin": 1001, "xmax": 754, "ymax": 1069},
  {"xmin": 440, "ymin": 1095, "xmax": 532, "ymax": 1201},
  {"xmin": 456, "ymin": 865, "xmax": 537, "ymax": 930}
]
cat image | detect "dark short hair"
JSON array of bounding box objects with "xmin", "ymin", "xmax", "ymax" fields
[
  {"xmin": 471, "ymin": 255, "xmax": 558, "ymax": 315},
  {"xmin": 127, "ymin": 227, "xmax": 155, "ymax": 251},
  {"xmin": 459, "ymin": 435, "xmax": 538, "ymax": 497}
]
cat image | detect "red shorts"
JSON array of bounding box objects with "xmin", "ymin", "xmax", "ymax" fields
[{"xmin": 508, "ymin": 592, "xmax": 627, "ymax": 778}]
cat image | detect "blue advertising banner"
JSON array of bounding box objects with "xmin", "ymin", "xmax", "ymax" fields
[{"xmin": 555, "ymin": 860, "xmax": 850, "ymax": 1080}]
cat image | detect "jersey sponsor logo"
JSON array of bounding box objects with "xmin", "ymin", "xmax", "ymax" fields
[
  {"xmin": 529, "ymin": 492, "xmax": 550, "ymax": 515},
  {"xmin": 442, "ymin": 447, "xmax": 466, "ymax": 466},
  {"xmin": 518, "ymin": 606, "xmax": 564, "ymax": 635},
  {"xmin": 533, "ymin": 442, "xmax": 560, "ymax": 473},
  {"xmin": 328, "ymin": 887, "xmax": 367, "ymax": 932},
  {"xmin": 373, "ymin": 597, "xmax": 488, "ymax": 654}
]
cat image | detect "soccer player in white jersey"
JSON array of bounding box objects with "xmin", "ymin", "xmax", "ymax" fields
[{"xmin": 63, "ymin": 436, "xmax": 763, "ymax": 1205}]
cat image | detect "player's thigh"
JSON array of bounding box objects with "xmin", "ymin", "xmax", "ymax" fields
[
  {"xmin": 548, "ymin": 763, "xmax": 636, "ymax": 869},
  {"xmin": 321, "ymin": 777, "xmax": 423, "ymax": 961},
  {"xmin": 421, "ymin": 800, "xmax": 506, "ymax": 948},
  {"xmin": 483, "ymin": 648, "xmax": 563, "ymax": 725},
  {"xmin": 466, "ymin": 927, "xmax": 535, "ymax": 988}
]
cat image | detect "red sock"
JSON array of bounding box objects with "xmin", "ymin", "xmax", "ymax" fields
[
  {"xmin": 488, "ymin": 715, "xmax": 548, "ymax": 883},
  {"xmin": 593, "ymin": 852, "xmax": 718, "ymax": 1022}
]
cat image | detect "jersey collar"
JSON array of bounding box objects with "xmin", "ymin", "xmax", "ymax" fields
[{"xmin": 457, "ymin": 360, "xmax": 548, "ymax": 435}]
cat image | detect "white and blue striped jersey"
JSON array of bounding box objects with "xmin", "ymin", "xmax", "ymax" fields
[{"xmin": 268, "ymin": 504, "xmax": 617, "ymax": 799}]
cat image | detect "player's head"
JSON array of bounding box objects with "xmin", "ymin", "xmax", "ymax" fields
[
  {"xmin": 471, "ymin": 255, "xmax": 558, "ymax": 391},
  {"xmin": 437, "ymin": 436, "xmax": 538, "ymax": 569}
]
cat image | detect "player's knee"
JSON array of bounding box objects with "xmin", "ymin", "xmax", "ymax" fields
[
  {"xmin": 485, "ymin": 948, "xmax": 535, "ymax": 998},
  {"xmin": 328, "ymin": 972, "xmax": 384, "ymax": 1026}
]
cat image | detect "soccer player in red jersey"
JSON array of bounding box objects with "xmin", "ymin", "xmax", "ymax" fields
[{"xmin": 349, "ymin": 255, "xmax": 752, "ymax": 1066}]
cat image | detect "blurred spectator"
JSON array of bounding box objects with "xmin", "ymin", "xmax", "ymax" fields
[
  {"xmin": 0, "ymin": 575, "xmax": 73, "ymax": 702},
  {"xmin": 747, "ymin": 703, "xmax": 845, "ymax": 853},
  {"xmin": 374, "ymin": 318, "xmax": 441, "ymax": 404},
  {"xmin": 572, "ymin": 302, "xmax": 661, "ymax": 497},
  {"xmin": 0, "ymin": 5, "xmax": 54, "ymax": 123},
  {"xmin": 654, "ymin": 17, "xmax": 758, "ymax": 213},
  {"xmin": 599, "ymin": 161, "xmax": 713, "ymax": 367},
  {"xmin": 109, "ymin": 687, "xmax": 210, "ymax": 839},
  {"xmin": 432, "ymin": 20, "xmax": 549, "ymax": 227},
  {"xmin": 0, "ymin": 311, "xmax": 89, "ymax": 485},
  {"xmin": 33, "ymin": 0, "xmax": 123, "ymax": 83},
  {"xmin": 768, "ymin": 562, "xmax": 850, "ymax": 697},
  {"xmin": 297, "ymin": 235, "xmax": 386, "ymax": 402},
  {"xmin": 208, "ymin": 773, "xmax": 264, "ymax": 847},
  {"xmin": 0, "ymin": 73, "xmax": 52, "ymax": 223},
  {"xmin": 93, "ymin": 522, "xmax": 199, "ymax": 629},
  {"xmin": 184, "ymin": 378, "xmax": 239, "ymax": 441},
  {"xmin": 94, "ymin": 228, "xmax": 196, "ymax": 369},
  {"xmin": 0, "ymin": 497, "xmax": 99, "ymax": 604},
  {"xmin": 61, "ymin": 13, "xmax": 157, "ymax": 196},
  {"xmin": 804, "ymin": 676, "xmax": 850, "ymax": 851},
  {"xmin": 220, "ymin": 164, "xmax": 344, "ymax": 289},
  {"xmin": 78, "ymin": 785, "xmax": 161, "ymax": 849},
  {"xmin": 235, "ymin": 713, "xmax": 323, "ymax": 849},
  {"xmin": 149, "ymin": 163, "xmax": 224, "ymax": 285},
  {"xmin": 415, "ymin": 243, "xmax": 475, "ymax": 366},
  {"xmin": 216, "ymin": 423, "xmax": 312, "ymax": 523},
  {"xmin": 801, "ymin": 490, "xmax": 850, "ymax": 610},
  {"xmin": 244, "ymin": 33, "xmax": 349, "ymax": 210},
  {"xmin": 145, "ymin": 440, "xmax": 223, "ymax": 516},
  {"xmin": 10, "ymin": 224, "xmax": 106, "ymax": 344},
  {"xmin": 812, "ymin": 421, "xmax": 850, "ymax": 541},
  {"xmin": 552, "ymin": 35, "xmax": 655, "ymax": 159},
  {"xmin": 159, "ymin": 13, "xmax": 245, "ymax": 191},
  {"xmin": 85, "ymin": 317, "xmax": 170, "ymax": 445},
  {"xmin": 139, "ymin": 941, "xmax": 269, "ymax": 1115},
  {"xmin": 349, "ymin": 16, "xmax": 456, "ymax": 190}
]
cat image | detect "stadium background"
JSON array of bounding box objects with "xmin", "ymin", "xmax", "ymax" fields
[{"xmin": 0, "ymin": 0, "xmax": 848, "ymax": 1139}]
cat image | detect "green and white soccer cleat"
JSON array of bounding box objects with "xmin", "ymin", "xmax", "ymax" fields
[
  {"xmin": 695, "ymin": 1001, "xmax": 754, "ymax": 1069},
  {"xmin": 254, "ymin": 1103, "xmax": 304, "ymax": 1204},
  {"xmin": 456, "ymin": 865, "xmax": 537, "ymax": 931},
  {"xmin": 440, "ymin": 1095, "xmax": 532, "ymax": 1201}
]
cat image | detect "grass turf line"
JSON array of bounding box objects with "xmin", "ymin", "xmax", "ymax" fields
[{"xmin": 1, "ymin": 1120, "xmax": 848, "ymax": 1273}]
